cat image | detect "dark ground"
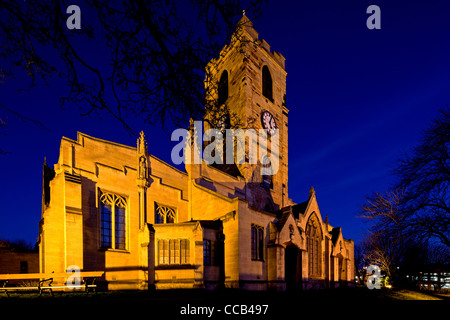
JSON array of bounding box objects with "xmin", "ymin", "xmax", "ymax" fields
[{"xmin": 0, "ymin": 286, "xmax": 448, "ymax": 318}]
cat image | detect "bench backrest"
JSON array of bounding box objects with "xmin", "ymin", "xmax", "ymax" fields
[{"xmin": 0, "ymin": 271, "xmax": 104, "ymax": 280}]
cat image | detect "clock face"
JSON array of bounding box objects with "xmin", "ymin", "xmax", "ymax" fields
[{"xmin": 261, "ymin": 111, "xmax": 277, "ymax": 135}]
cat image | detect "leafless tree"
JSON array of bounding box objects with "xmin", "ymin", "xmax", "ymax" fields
[
  {"xmin": 0, "ymin": 237, "xmax": 36, "ymax": 252},
  {"xmin": 394, "ymin": 108, "xmax": 450, "ymax": 248},
  {"xmin": 360, "ymin": 188, "xmax": 404, "ymax": 233},
  {"xmin": 360, "ymin": 109, "xmax": 450, "ymax": 285},
  {"xmin": 359, "ymin": 188, "xmax": 406, "ymax": 278},
  {"xmin": 360, "ymin": 232, "xmax": 403, "ymax": 281},
  {"xmin": 353, "ymin": 242, "xmax": 367, "ymax": 284},
  {"xmin": 361, "ymin": 109, "xmax": 450, "ymax": 249},
  {"xmin": 0, "ymin": 0, "xmax": 265, "ymax": 153},
  {"xmin": 0, "ymin": 103, "xmax": 47, "ymax": 154}
]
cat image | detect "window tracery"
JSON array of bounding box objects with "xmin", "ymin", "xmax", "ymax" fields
[
  {"xmin": 306, "ymin": 214, "xmax": 322, "ymax": 278},
  {"xmin": 100, "ymin": 192, "xmax": 127, "ymax": 250},
  {"xmin": 155, "ymin": 203, "xmax": 177, "ymax": 224}
]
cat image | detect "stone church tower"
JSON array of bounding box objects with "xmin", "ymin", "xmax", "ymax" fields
[{"xmin": 205, "ymin": 15, "xmax": 290, "ymax": 212}]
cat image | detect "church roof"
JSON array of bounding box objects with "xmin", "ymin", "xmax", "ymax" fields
[
  {"xmin": 274, "ymin": 198, "xmax": 310, "ymax": 231},
  {"xmin": 291, "ymin": 201, "xmax": 309, "ymax": 219},
  {"xmin": 274, "ymin": 210, "xmax": 290, "ymax": 231},
  {"xmin": 209, "ymin": 162, "xmax": 243, "ymax": 178},
  {"xmin": 331, "ymin": 227, "xmax": 342, "ymax": 245},
  {"xmin": 195, "ymin": 220, "xmax": 223, "ymax": 230}
]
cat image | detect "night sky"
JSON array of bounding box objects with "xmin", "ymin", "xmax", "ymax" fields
[{"xmin": 1, "ymin": 0, "xmax": 450, "ymax": 246}]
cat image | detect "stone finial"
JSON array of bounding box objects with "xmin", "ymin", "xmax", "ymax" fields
[
  {"xmin": 236, "ymin": 13, "xmax": 258, "ymax": 40},
  {"xmin": 137, "ymin": 131, "xmax": 147, "ymax": 155},
  {"xmin": 137, "ymin": 131, "xmax": 149, "ymax": 185},
  {"xmin": 309, "ymin": 186, "xmax": 315, "ymax": 197}
]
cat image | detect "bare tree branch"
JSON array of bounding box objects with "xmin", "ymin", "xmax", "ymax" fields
[
  {"xmin": 361, "ymin": 108, "xmax": 450, "ymax": 249},
  {"xmin": 0, "ymin": 0, "xmax": 267, "ymax": 151}
]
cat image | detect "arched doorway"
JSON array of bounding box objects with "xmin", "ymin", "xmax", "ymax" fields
[{"xmin": 285, "ymin": 242, "xmax": 302, "ymax": 291}]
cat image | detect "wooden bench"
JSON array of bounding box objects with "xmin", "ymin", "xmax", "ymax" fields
[{"xmin": 0, "ymin": 271, "xmax": 104, "ymax": 297}]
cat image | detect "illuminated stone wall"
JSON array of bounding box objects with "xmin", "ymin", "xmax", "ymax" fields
[{"xmin": 37, "ymin": 16, "xmax": 354, "ymax": 291}]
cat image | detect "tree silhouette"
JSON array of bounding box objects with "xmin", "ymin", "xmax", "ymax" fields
[
  {"xmin": 0, "ymin": 0, "xmax": 265, "ymax": 153},
  {"xmin": 360, "ymin": 108, "xmax": 450, "ymax": 285},
  {"xmin": 394, "ymin": 108, "xmax": 450, "ymax": 247},
  {"xmin": 361, "ymin": 109, "xmax": 450, "ymax": 249}
]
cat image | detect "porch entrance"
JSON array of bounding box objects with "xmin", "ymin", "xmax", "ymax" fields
[{"xmin": 285, "ymin": 242, "xmax": 302, "ymax": 291}]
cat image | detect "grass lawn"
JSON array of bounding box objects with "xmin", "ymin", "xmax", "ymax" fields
[
  {"xmin": 386, "ymin": 288, "xmax": 447, "ymax": 300},
  {"xmin": 0, "ymin": 286, "xmax": 448, "ymax": 318},
  {"xmin": 1, "ymin": 286, "xmax": 448, "ymax": 300}
]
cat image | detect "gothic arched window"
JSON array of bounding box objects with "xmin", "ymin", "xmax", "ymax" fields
[
  {"xmin": 155, "ymin": 203, "xmax": 177, "ymax": 224},
  {"xmin": 100, "ymin": 192, "xmax": 127, "ymax": 250},
  {"xmin": 262, "ymin": 66, "xmax": 273, "ymax": 101},
  {"xmin": 251, "ymin": 224, "xmax": 264, "ymax": 261},
  {"xmin": 218, "ymin": 70, "xmax": 228, "ymax": 106},
  {"xmin": 306, "ymin": 214, "xmax": 322, "ymax": 278}
]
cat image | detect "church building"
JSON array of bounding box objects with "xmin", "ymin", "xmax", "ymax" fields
[{"xmin": 38, "ymin": 16, "xmax": 354, "ymax": 291}]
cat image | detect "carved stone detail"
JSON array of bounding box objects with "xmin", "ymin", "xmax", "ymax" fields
[{"xmin": 137, "ymin": 131, "xmax": 149, "ymax": 187}]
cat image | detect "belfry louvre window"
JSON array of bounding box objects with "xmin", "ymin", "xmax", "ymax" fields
[
  {"xmin": 155, "ymin": 203, "xmax": 176, "ymax": 224},
  {"xmin": 100, "ymin": 192, "xmax": 127, "ymax": 250},
  {"xmin": 218, "ymin": 70, "xmax": 229, "ymax": 106},
  {"xmin": 251, "ymin": 224, "xmax": 264, "ymax": 261},
  {"xmin": 262, "ymin": 66, "xmax": 273, "ymax": 101},
  {"xmin": 158, "ymin": 239, "xmax": 190, "ymax": 265}
]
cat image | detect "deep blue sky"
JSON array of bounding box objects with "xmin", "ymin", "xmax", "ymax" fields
[{"xmin": 1, "ymin": 0, "xmax": 450, "ymax": 245}]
